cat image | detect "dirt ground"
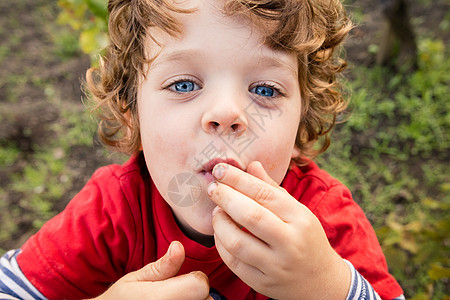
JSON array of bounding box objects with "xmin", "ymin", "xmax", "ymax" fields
[
  {"xmin": 0, "ymin": 0, "xmax": 125, "ymax": 250},
  {"xmin": 0, "ymin": 0, "xmax": 448, "ymax": 251}
]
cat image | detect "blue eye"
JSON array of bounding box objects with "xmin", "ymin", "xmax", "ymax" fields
[
  {"xmin": 251, "ymin": 85, "xmax": 275, "ymax": 97},
  {"xmin": 172, "ymin": 80, "xmax": 197, "ymax": 93}
]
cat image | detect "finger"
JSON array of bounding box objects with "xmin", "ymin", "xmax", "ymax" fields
[
  {"xmin": 129, "ymin": 241, "xmax": 185, "ymax": 282},
  {"xmin": 212, "ymin": 207, "xmax": 272, "ymax": 270},
  {"xmin": 211, "ymin": 163, "xmax": 298, "ymax": 220},
  {"xmin": 146, "ymin": 271, "xmax": 210, "ymax": 300},
  {"xmin": 214, "ymin": 230, "xmax": 264, "ymax": 288},
  {"xmin": 209, "ymin": 182, "xmax": 286, "ymax": 243},
  {"xmin": 246, "ymin": 161, "xmax": 279, "ymax": 187}
]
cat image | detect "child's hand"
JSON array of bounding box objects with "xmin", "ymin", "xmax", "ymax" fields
[
  {"xmin": 209, "ymin": 162, "xmax": 351, "ymax": 300},
  {"xmin": 93, "ymin": 241, "xmax": 212, "ymax": 300}
]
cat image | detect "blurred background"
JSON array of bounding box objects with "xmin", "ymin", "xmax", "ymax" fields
[{"xmin": 0, "ymin": 0, "xmax": 448, "ymax": 298}]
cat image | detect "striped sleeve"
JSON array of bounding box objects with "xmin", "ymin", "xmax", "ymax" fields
[
  {"xmin": 345, "ymin": 260, "xmax": 405, "ymax": 300},
  {"xmin": 0, "ymin": 250, "xmax": 47, "ymax": 300}
]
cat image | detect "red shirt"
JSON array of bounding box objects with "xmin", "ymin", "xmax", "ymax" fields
[{"xmin": 17, "ymin": 153, "xmax": 403, "ymax": 299}]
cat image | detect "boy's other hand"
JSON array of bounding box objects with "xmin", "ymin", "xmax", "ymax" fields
[
  {"xmin": 209, "ymin": 162, "xmax": 350, "ymax": 300},
  {"xmin": 93, "ymin": 241, "xmax": 212, "ymax": 300}
]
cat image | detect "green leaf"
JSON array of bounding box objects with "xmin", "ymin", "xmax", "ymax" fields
[
  {"xmin": 85, "ymin": 0, "xmax": 108, "ymax": 21},
  {"xmin": 428, "ymin": 264, "xmax": 450, "ymax": 280},
  {"xmin": 79, "ymin": 27, "xmax": 100, "ymax": 54}
]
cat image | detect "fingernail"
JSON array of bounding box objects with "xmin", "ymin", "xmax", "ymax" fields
[
  {"xmin": 207, "ymin": 181, "xmax": 217, "ymax": 196},
  {"xmin": 167, "ymin": 242, "xmax": 174, "ymax": 256},
  {"xmin": 168, "ymin": 241, "xmax": 179, "ymax": 256},
  {"xmin": 213, "ymin": 164, "xmax": 225, "ymax": 179},
  {"xmin": 212, "ymin": 206, "xmax": 220, "ymax": 216}
]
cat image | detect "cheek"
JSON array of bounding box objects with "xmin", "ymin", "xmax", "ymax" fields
[
  {"xmin": 257, "ymin": 113, "xmax": 300, "ymax": 183},
  {"xmin": 141, "ymin": 127, "xmax": 190, "ymax": 168},
  {"xmin": 139, "ymin": 105, "xmax": 192, "ymax": 178},
  {"xmin": 260, "ymin": 141, "xmax": 295, "ymax": 184},
  {"xmin": 139, "ymin": 103, "xmax": 178, "ymax": 150}
]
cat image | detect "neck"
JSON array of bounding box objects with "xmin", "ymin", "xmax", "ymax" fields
[{"xmin": 172, "ymin": 211, "xmax": 216, "ymax": 248}]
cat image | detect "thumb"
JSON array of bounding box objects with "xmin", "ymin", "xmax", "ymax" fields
[{"xmin": 129, "ymin": 241, "xmax": 185, "ymax": 282}]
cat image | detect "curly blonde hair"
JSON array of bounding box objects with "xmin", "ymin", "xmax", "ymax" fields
[{"xmin": 86, "ymin": 0, "xmax": 352, "ymax": 163}]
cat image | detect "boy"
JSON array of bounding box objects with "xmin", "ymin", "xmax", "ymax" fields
[{"xmin": 0, "ymin": 0, "xmax": 405, "ymax": 299}]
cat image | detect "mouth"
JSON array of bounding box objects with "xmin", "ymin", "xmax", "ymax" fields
[{"xmin": 199, "ymin": 158, "xmax": 244, "ymax": 182}]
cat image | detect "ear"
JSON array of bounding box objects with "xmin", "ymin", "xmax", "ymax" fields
[
  {"xmin": 124, "ymin": 108, "xmax": 143, "ymax": 151},
  {"xmin": 291, "ymin": 145, "xmax": 301, "ymax": 159}
]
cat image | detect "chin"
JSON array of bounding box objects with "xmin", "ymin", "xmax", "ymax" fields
[
  {"xmin": 191, "ymin": 220, "xmax": 214, "ymax": 236},
  {"xmin": 191, "ymin": 199, "xmax": 216, "ymax": 234},
  {"xmin": 184, "ymin": 220, "xmax": 215, "ymax": 246}
]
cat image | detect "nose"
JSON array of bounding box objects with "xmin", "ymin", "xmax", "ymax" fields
[{"xmin": 201, "ymin": 93, "xmax": 248, "ymax": 136}]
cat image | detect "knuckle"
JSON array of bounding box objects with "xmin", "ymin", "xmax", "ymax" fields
[
  {"xmin": 244, "ymin": 207, "xmax": 263, "ymax": 226},
  {"xmin": 259, "ymin": 276, "xmax": 274, "ymax": 289},
  {"xmin": 254, "ymin": 184, "xmax": 274, "ymax": 204},
  {"xmin": 226, "ymin": 255, "xmax": 241, "ymax": 271},
  {"xmin": 231, "ymin": 171, "xmax": 244, "ymax": 187},
  {"xmin": 212, "ymin": 184, "xmax": 224, "ymax": 200},
  {"xmin": 300, "ymin": 213, "xmax": 318, "ymax": 233},
  {"xmin": 145, "ymin": 259, "xmax": 163, "ymax": 278},
  {"xmin": 227, "ymin": 236, "xmax": 244, "ymax": 255}
]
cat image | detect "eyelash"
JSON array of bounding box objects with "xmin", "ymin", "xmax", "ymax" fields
[
  {"xmin": 162, "ymin": 78, "xmax": 286, "ymax": 100},
  {"xmin": 250, "ymin": 82, "xmax": 286, "ymax": 98},
  {"xmin": 162, "ymin": 76, "xmax": 202, "ymax": 95}
]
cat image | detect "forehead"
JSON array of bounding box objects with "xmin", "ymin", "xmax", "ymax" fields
[
  {"xmin": 147, "ymin": 1, "xmax": 256, "ymax": 49},
  {"xmin": 145, "ymin": 0, "xmax": 297, "ymax": 73}
]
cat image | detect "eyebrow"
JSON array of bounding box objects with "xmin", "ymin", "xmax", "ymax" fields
[
  {"xmin": 253, "ymin": 54, "xmax": 298, "ymax": 79},
  {"xmin": 150, "ymin": 48, "xmax": 298, "ymax": 79},
  {"xmin": 150, "ymin": 50, "xmax": 204, "ymax": 69}
]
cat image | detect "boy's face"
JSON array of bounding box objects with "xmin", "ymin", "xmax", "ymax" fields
[{"xmin": 138, "ymin": 1, "xmax": 301, "ymax": 240}]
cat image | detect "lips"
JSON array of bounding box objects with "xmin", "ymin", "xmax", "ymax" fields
[
  {"xmin": 201, "ymin": 158, "xmax": 244, "ymax": 173},
  {"xmin": 199, "ymin": 158, "xmax": 244, "ymax": 183}
]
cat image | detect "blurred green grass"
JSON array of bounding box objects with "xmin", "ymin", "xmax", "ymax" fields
[{"xmin": 317, "ymin": 37, "xmax": 449, "ymax": 298}]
